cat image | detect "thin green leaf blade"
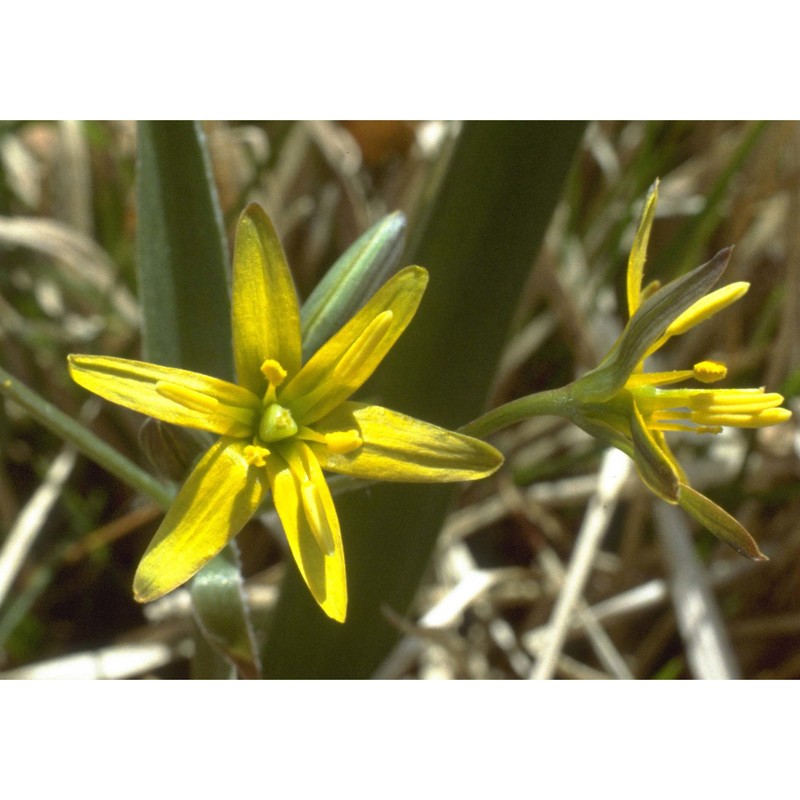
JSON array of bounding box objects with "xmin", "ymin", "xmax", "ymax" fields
[{"xmin": 136, "ymin": 121, "xmax": 233, "ymax": 380}]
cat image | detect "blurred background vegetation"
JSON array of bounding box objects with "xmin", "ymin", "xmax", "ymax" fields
[{"xmin": 0, "ymin": 120, "xmax": 797, "ymax": 679}]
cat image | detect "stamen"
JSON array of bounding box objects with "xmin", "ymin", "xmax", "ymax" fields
[
  {"xmin": 244, "ymin": 444, "xmax": 270, "ymax": 467},
  {"xmin": 260, "ymin": 358, "xmax": 287, "ymax": 388},
  {"xmin": 295, "ymin": 426, "xmax": 326, "ymax": 444},
  {"xmin": 324, "ymin": 430, "xmax": 363, "ymax": 454},
  {"xmin": 649, "ymin": 414, "xmax": 723, "ymax": 435},
  {"xmin": 626, "ymin": 369, "xmax": 694, "ymax": 389},
  {"xmin": 295, "ymin": 426, "xmax": 362, "ymax": 453},
  {"xmin": 334, "ymin": 310, "xmax": 394, "ymax": 385},
  {"xmin": 693, "ymin": 360, "xmax": 727, "ymax": 383}
]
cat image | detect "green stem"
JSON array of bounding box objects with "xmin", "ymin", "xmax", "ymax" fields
[
  {"xmin": 0, "ymin": 366, "xmax": 173, "ymax": 509},
  {"xmin": 459, "ymin": 387, "xmax": 569, "ymax": 439}
]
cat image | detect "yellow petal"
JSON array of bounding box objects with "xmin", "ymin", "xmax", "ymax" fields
[
  {"xmin": 267, "ymin": 441, "xmax": 347, "ymax": 622},
  {"xmin": 652, "ymin": 428, "xmax": 688, "ymax": 482},
  {"xmin": 68, "ymin": 354, "xmax": 259, "ymax": 437},
  {"xmin": 677, "ymin": 482, "xmax": 767, "ymax": 561},
  {"xmin": 133, "ymin": 438, "xmax": 270, "ymax": 602},
  {"xmin": 646, "ymin": 282, "xmax": 749, "ymax": 358},
  {"xmin": 627, "ymin": 180, "xmax": 659, "ymax": 318},
  {"xmin": 232, "ymin": 204, "xmax": 302, "ymax": 395},
  {"xmin": 630, "ymin": 401, "xmax": 680, "ymax": 502},
  {"xmin": 280, "ymin": 266, "xmax": 428, "ymax": 424},
  {"xmin": 310, "ymin": 402, "xmax": 503, "ymax": 481},
  {"xmin": 665, "ymin": 282, "xmax": 749, "ymax": 338}
]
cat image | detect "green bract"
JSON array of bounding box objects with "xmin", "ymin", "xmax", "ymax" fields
[{"xmin": 69, "ymin": 204, "xmax": 503, "ymax": 622}]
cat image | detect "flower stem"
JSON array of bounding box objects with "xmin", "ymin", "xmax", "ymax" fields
[
  {"xmin": 0, "ymin": 366, "xmax": 173, "ymax": 509},
  {"xmin": 459, "ymin": 387, "xmax": 569, "ymax": 438}
]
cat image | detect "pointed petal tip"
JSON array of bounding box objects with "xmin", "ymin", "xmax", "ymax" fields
[
  {"xmin": 403, "ymin": 264, "xmax": 429, "ymax": 286},
  {"xmin": 66, "ymin": 353, "xmax": 79, "ymax": 378},
  {"xmin": 677, "ymin": 482, "xmax": 767, "ymax": 562},
  {"xmin": 133, "ymin": 559, "xmax": 190, "ymax": 604},
  {"xmin": 132, "ymin": 573, "xmax": 164, "ymax": 604},
  {"xmin": 325, "ymin": 602, "xmax": 347, "ymax": 624},
  {"xmin": 715, "ymin": 245, "xmax": 734, "ymax": 268},
  {"xmin": 238, "ymin": 203, "xmax": 272, "ymax": 235},
  {"xmin": 67, "ymin": 352, "xmax": 91, "ymax": 372},
  {"xmin": 241, "ymin": 201, "xmax": 269, "ymax": 220},
  {"xmin": 385, "ymin": 209, "xmax": 407, "ymax": 230}
]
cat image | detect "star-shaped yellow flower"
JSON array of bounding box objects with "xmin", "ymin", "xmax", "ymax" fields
[
  {"xmin": 68, "ymin": 204, "xmax": 502, "ymax": 622},
  {"xmin": 567, "ymin": 180, "xmax": 791, "ymax": 559},
  {"xmin": 464, "ymin": 180, "xmax": 791, "ymax": 560}
]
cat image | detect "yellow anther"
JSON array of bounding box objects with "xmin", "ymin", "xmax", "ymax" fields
[
  {"xmin": 324, "ymin": 430, "xmax": 363, "ymax": 454},
  {"xmin": 155, "ymin": 381, "xmax": 219, "ymax": 413},
  {"xmin": 260, "ymin": 359, "xmax": 287, "ymax": 388},
  {"xmin": 244, "ymin": 444, "xmax": 270, "ymax": 467},
  {"xmin": 693, "ymin": 360, "xmax": 727, "ymax": 384}
]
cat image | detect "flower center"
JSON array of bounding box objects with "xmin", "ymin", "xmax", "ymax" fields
[{"xmin": 258, "ymin": 402, "xmax": 298, "ymax": 443}]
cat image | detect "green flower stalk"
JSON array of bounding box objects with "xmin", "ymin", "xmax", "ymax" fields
[
  {"xmin": 464, "ymin": 181, "xmax": 791, "ymax": 560},
  {"xmin": 69, "ymin": 205, "xmax": 502, "ymax": 622}
]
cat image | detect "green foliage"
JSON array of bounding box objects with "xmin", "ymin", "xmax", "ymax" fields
[{"xmin": 136, "ymin": 121, "xmax": 232, "ymax": 380}]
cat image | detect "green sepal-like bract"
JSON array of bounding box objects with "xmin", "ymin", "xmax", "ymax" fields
[{"xmin": 301, "ymin": 212, "xmax": 407, "ymax": 360}]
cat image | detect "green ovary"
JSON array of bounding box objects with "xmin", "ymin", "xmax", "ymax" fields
[{"xmin": 258, "ymin": 402, "xmax": 299, "ymax": 443}]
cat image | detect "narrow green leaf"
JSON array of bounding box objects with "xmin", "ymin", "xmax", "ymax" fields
[
  {"xmin": 0, "ymin": 366, "xmax": 172, "ymax": 508},
  {"xmin": 136, "ymin": 122, "xmax": 247, "ymax": 677},
  {"xmin": 136, "ymin": 121, "xmax": 233, "ymax": 380}
]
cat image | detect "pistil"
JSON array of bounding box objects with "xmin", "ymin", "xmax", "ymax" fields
[{"xmin": 258, "ymin": 403, "xmax": 299, "ymax": 443}]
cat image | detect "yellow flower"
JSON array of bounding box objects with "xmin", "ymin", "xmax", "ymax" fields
[
  {"xmin": 567, "ymin": 180, "xmax": 791, "ymax": 559},
  {"xmin": 68, "ymin": 204, "xmax": 502, "ymax": 622}
]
